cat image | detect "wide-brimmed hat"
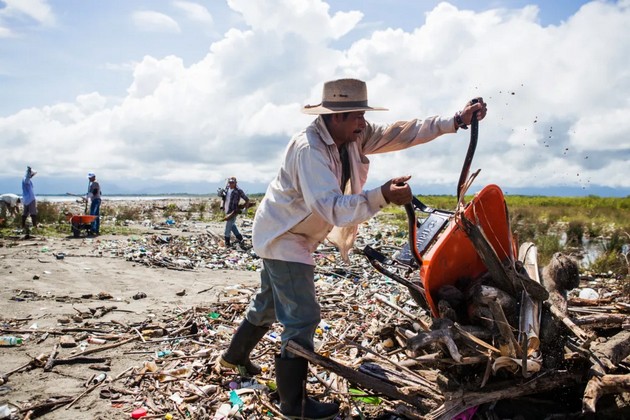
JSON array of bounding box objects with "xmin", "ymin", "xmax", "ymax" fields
[
  {"xmin": 227, "ymin": 177, "xmax": 237, "ymax": 183},
  {"xmin": 302, "ymin": 78, "xmax": 388, "ymax": 115},
  {"xmin": 88, "ymin": 172, "xmax": 96, "ymax": 178}
]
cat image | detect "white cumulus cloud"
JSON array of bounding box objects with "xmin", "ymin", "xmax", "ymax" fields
[
  {"xmin": 132, "ymin": 10, "xmax": 181, "ymax": 33},
  {"xmin": 0, "ymin": 0, "xmax": 628, "ymax": 196}
]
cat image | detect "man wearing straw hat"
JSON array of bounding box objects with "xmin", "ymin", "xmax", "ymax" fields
[
  {"xmin": 218, "ymin": 78, "xmax": 487, "ymax": 419},
  {"xmin": 218, "ymin": 176, "xmax": 250, "ymax": 248},
  {"xmin": 87, "ymin": 172, "xmax": 101, "ymax": 235}
]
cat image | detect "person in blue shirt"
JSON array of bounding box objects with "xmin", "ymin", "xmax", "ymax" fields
[{"xmin": 21, "ymin": 166, "xmax": 38, "ymax": 235}]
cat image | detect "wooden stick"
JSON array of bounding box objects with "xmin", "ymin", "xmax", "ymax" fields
[
  {"xmin": 65, "ymin": 381, "xmax": 104, "ymax": 409},
  {"xmin": 286, "ymin": 340, "xmax": 437, "ymax": 412},
  {"xmin": 583, "ymin": 373, "xmax": 630, "ymax": 413},
  {"xmin": 375, "ymin": 294, "xmax": 430, "ymax": 331},
  {"xmin": 487, "ymin": 300, "xmax": 521, "ymax": 358},
  {"xmin": 43, "ymin": 344, "xmax": 59, "ymax": 372},
  {"xmin": 544, "ymin": 301, "xmax": 594, "ymax": 344},
  {"xmin": 452, "ymin": 323, "xmax": 500, "ymax": 355},
  {"xmin": 344, "ymin": 338, "xmax": 439, "ymax": 395},
  {"xmin": 428, "ymin": 371, "xmax": 582, "ymax": 420},
  {"xmin": 67, "ymin": 336, "xmax": 138, "ymax": 359},
  {"xmin": 18, "ymin": 397, "xmax": 74, "ymax": 415}
]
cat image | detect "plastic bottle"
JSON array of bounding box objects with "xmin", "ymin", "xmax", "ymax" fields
[
  {"xmin": 0, "ymin": 336, "xmax": 23, "ymax": 346},
  {"xmin": 0, "ymin": 404, "xmax": 12, "ymax": 419},
  {"xmin": 91, "ymin": 373, "xmax": 107, "ymax": 384}
]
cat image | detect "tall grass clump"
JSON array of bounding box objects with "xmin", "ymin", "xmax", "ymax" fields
[
  {"xmin": 590, "ymin": 230, "xmax": 630, "ymax": 276},
  {"xmin": 37, "ymin": 201, "xmax": 64, "ymax": 224},
  {"xmin": 115, "ymin": 205, "xmax": 143, "ymax": 224},
  {"xmin": 163, "ymin": 203, "xmax": 179, "ymax": 218}
]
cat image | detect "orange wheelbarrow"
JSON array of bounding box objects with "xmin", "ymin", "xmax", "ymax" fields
[
  {"xmin": 363, "ymin": 100, "xmax": 517, "ymax": 317},
  {"xmin": 66, "ymin": 214, "xmax": 97, "ymax": 238}
]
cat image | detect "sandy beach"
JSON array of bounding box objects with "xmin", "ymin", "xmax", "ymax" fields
[
  {"xmin": 1, "ymin": 199, "xmax": 263, "ymax": 419},
  {"xmin": 1, "ymin": 197, "xmax": 628, "ymax": 419}
]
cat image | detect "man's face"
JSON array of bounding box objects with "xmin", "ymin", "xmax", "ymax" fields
[
  {"xmin": 228, "ymin": 181, "xmax": 236, "ymax": 188},
  {"xmin": 330, "ymin": 111, "xmax": 366, "ymax": 145}
]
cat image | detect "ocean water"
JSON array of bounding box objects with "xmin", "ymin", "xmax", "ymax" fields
[{"xmin": 38, "ymin": 195, "xmax": 211, "ymax": 203}]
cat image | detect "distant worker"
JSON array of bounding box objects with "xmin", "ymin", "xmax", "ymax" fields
[
  {"xmin": 217, "ymin": 176, "xmax": 249, "ymax": 248},
  {"xmin": 21, "ymin": 166, "xmax": 38, "ymax": 234},
  {"xmin": 0, "ymin": 193, "xmax": 21, "ymax": 218},
  {"xmin": 87, "ymin": 172, "xmax": 101, "ymax": 235}
]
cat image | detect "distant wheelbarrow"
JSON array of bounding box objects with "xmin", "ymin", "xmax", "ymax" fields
[{"xmin": 66, "ymin": 214, "xmax": 97, "ymax": 238}]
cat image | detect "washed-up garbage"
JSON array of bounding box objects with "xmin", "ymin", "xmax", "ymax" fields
[{"xmin": 0, "ymin": 213, "xmax": 628, "ymax": 419}]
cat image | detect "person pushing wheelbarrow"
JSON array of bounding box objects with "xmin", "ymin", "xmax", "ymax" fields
[{"xmin": 86, "ymin": 172, "xmax": 101, "ymax": 236}]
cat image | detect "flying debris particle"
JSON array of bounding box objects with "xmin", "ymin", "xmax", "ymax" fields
[
  {"xmin": 584, "ymin": 156, "xmax": 589, "ymax": 159},
  {"xmin": 549, "ymin": 127, "xmax": 553, "ymax": 132},
  {"xmin": 511, "ymin": 92, "xmax": 515, "ymax": 95}
]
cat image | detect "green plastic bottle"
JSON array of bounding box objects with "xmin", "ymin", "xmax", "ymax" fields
[{"xmin": 0, "ymin": 336, "xmax": 23, "ymax": 346}]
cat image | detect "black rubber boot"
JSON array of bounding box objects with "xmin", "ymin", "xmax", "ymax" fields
[
  {"xmin": 218, "ymin": 319, "xmax": 269, "ymax": 376},
  {"xmin": 234, "ymin": 234, "xmax": 250, "ymax": 250},
  {"xmin": 276, "ymin": 356, "xmax": 339, "ymax": 420},
  {"xmin": 224, "ymin": 236, "xmax": 231, "ymax": 247}
]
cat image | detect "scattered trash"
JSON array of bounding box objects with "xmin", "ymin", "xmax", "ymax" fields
[
  {"xmin": 579, "ymin": 287, "xmax": 599, "ymax": 300},
  {"xmin": 133, "ymin": 292, "xmax": 147, "ymax": 300},
  {"xmin": 0, "ymin": 404, "xmax": 14, "ymax": 419},
  {"xmin": 0, "ymin": 336, "xmax": 23, "ymax": 346},
  {"xmin": 131, "ymin": 407, "xmax": 148, "ymax": 419},
  {"xmin": 88, "ymin": 337, "xmax": 107, "ymax": 345},
  {"xmin": 91, "ymin": 373, "xmax": 107, "ymax": 385},
  {"xmin": 0, "ymin": 205, "xmax": 627, "ymax": 419}
]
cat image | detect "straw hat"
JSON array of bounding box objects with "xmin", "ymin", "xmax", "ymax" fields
[{"xmin": 302, "ymin": 78, "xmax": 388, "ymax": 115}]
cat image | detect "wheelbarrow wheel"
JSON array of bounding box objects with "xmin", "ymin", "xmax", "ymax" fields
[{"xmin": 72, "ymin": 221, "xmax": 81, "ymax": 238}]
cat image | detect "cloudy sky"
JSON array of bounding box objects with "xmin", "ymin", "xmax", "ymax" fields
[{"xmin": 1, "ymin": 0, "xmax": 629, "ymax": 197}]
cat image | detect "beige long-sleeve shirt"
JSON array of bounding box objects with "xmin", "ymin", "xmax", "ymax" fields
[{"xmin": 252, "ymin": 114, "xmax": 456, "ymax": 265}]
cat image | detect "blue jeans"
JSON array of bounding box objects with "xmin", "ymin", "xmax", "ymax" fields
[
  {"xmin": 90, "ymin": 198, "xmax": 101, "ymax": 234},
  {"xmin": 245, "ymin": 259, "xmax": 320, "ymax": 358},
  {"xmin": 224, "ymin": 216, "xmax": 242, "ymax": 239}
]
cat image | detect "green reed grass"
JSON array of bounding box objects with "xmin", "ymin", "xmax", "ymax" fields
[{"xmin": 379, "ymin": 194, "xmax": 630, "ymax": 274}]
